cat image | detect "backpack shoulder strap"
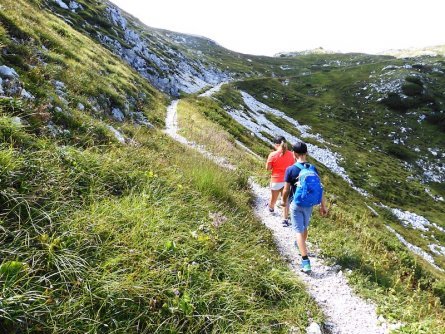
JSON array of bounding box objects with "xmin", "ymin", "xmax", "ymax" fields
[
  {"xmin": 295, "ymin": 162, "xmax": 311, "ymax": 170},
  {"xmin": 295, "ymin": 162, "xmax": 305, "ymax": 170}
]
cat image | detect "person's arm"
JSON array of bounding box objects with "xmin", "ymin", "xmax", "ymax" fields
[
  {"xmin": 282, "ymin": 182, "xmax": 291, "ymax": 204},
  {"xmin": 319, "ymin": 194, "xmax": 328, "ymax": 216},
  {"xmin": 266, "ymin": 152, "xmax": 276, "ymax": 171}
]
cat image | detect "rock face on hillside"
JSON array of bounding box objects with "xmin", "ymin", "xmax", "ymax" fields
[{"xmin": 48, "ymin": 1, "xmax": 230, "ymax": 96}]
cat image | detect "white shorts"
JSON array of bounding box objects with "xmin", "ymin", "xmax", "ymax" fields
[{"xmin": 270, "ymin": 182, "xmax": 285, "ymax": 191}]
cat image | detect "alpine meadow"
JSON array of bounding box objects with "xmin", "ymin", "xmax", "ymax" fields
[{"xmin": 0, "ymin": 0, "xmax": 444, "ymax": 333}]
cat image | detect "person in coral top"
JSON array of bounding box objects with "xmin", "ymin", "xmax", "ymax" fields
[{"xmin": 266, "ymin": 136, "xmax": 295, "ymax": 226}]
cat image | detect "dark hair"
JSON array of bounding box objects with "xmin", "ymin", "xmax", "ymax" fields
[
  {"xmin": 273, "ymin": 136, "xmax": 288, "ymax": 155},
  {"xmin": 273, "ymin": 136, "xmax": 286, "ymax": 145},
  {"xmin": 292, "ymin": 141, "xmax": 308, "ymax": 154}
]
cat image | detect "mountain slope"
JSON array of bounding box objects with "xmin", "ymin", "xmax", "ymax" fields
[
  {"xmin": 1, "ymin": 0, "xmax": 445, "ymax": 333},
  {"xmin": 0, "ymin": 1, "xmax": 325, "ymax": 333}
]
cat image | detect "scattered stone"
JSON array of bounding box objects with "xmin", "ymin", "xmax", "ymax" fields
[
  {"xmin": 55, "ymin": 89, "xmax": 65, "ymax": 97},
  {"xmin": 0, "ymin": 77, "xmax": 4, "ymax": 95},
  {"xmin": 386, "ymin": 226, "xmax": 443, "ymax": 272},
  {"xmin": 366, "ymin": 204, "xmax": 379, "ymax": 217},
  {"xmin": 55, "ymin": 106, "xmax": 63, "ymax": 113},
  {"xmin": 20, "ymin": 89, "xmax": 34, "ymax": 100},
  {"xmin": 69, "ymin": 0, "xmax": 82, "ymax": 11},
  {"xmin": 11, "ymin": 116, "xmax": 22, "ymax": 126},
  {"xmin": 106, "ymin": 125, "xmax": 126, "ymax": 144},
  {"xmin": 306, "ymin": 322, "xmax": 322, "ymax": 334},
  {"xmin": 53, "ymin": 0, "xmax": 69, "ymax": 10},
  {"xmin": 389, "ymin": 322, "xmax": 404, "ymax": 331},
  {"xmin": 111, "ymin": 107, "xmax": 125, "ymax": 122},
  {"xmin": 0, "ymin": 65, "xmax": 19, "ymax": 79},
  {"xmin": 46, "ymin": 121, "xmax": 63, "ymax": 137},
  {"xmin": 130, "ymin": 111, "xmax": 153, "ymax": 128},
  {"xmin": 77, "ymin": 103, "xmax": 85, "ymax": 111},
  {"xmin": 225, "ymin": 91, "xmax": 369, "ymax": 197},
  {"xmin": 429, "ymin": 244, "xmax": 445, "ymax": 256},
  {"xmin": 386, "ymin": 206, "xmax": 432, "ymax": 231},
  {"xmin": 53, "ymin": 80, "xmax": 65, "ymax": 90}
]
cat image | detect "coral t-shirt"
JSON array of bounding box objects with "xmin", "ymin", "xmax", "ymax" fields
[{"xmin": 267, "ymin": 150, "xmax": 295, "ymax": 183}]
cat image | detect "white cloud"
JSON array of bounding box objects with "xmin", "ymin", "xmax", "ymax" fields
[{"xmin": 110, "ymin": 0, "xmax": 445, "ymax": 56}]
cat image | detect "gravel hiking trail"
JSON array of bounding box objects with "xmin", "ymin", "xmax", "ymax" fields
[{"xmin": 165, "ymin": 93, "xmax": 395, "ymax": 334}]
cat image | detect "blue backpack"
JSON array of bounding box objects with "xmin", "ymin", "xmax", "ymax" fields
[{"xmin": 293, "ymin": 162, "xmax": 323, "ymax": 207}]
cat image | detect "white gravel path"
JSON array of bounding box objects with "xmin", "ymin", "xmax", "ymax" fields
[
  {"xmin": 165, "ymin": 96, "xmax": 397, "ymax": 334},
  {"xmin": 249, "ymin": 181, "xmax": 391, "ymax": 334}
]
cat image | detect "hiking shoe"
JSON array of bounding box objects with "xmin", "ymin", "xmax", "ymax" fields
[
  {"xmin": 265, "ymin": 203, "xmax": 274, "ymax": 213},
  {"xmin": 301, "ymin": 259, "xmax": 311, "ymax": 273},
  {"xmin": 282, "ymin": 219, "xmax": 291, "ymax": 227}
]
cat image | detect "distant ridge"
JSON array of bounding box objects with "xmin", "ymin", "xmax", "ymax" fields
[
  {"xmin": 274, "ymin": 47, "xmax": 335, "ymax": 57},
  {"xmin": 379, "ymin": 45, "xmax": 445, "ymax": 58}
]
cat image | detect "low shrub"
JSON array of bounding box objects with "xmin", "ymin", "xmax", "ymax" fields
[{"xmin": 402, "ymin": 82, "xmax": 423, "ymax": 96}]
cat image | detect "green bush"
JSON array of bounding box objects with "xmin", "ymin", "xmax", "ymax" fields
[
  {"xmin": 433, "ymin": 280, "xmax": 445, "ymax": 305},
  {"xmin": 426, "ymin": 111, "xmax": 445, "ymax": 132},
  {"xmin": 405, "ymin": 75, "xmax": 423, "ymax": 86},
  {"xmin": 402, "ymin": 82, "xmax": 423, "ymax": 96},
  {"xmin": 382, "ymin": 93, "xmax": 408, "ymax": 111}
]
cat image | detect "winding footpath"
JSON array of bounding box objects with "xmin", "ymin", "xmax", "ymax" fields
[{"xmin": 164, "ymin": 91, "xmax": 397, "ymax": 334}]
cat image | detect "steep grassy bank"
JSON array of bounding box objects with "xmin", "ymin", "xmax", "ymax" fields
[
  {"xmin": 0, "ymin": 1, "xmax": 325, "ymax": 332},
  {"xmin": 1, "ymin": 121, "xmax": 325, "ymax": 333}
]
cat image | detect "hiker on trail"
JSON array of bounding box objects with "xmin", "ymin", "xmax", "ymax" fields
[
  {"xmin": 266, "ymin": 136, "xmax": 295, "ymax": 227},
  {"xmin": 282, "ymin": 141, "xmax": 328, "ymax": 273}
]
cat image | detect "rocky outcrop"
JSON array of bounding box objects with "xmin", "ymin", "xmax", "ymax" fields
[
  {"xmin": 49, "ymin": 1, "xmax": 230, "ymax": 97},
  {"xmin": 98, "ymin": 6, "xmax": 230, "ymax": 96},
  {"xmin": 0, "ymin": 65, "xmax": 34, "ymax": 100}
]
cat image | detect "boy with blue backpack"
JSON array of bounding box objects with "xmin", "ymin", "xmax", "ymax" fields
[{"xmin": 282, "ymin": 142, "xmax": 328, "ymax": 273}]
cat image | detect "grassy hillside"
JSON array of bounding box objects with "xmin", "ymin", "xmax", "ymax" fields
[
  {"xmin": 1, "ymin": 0, "xmax": 445, "ymax": 333},
  {"xmin": 0, "ymin": 1, "xmax": 324, "ymax": 332},
  {"xmin": 226, "ymin": 62, "xmax": 445, "ymax": 264},
  {"xmin": 177, "ymin": 89, "xmax": 445, "ymax": 333}
]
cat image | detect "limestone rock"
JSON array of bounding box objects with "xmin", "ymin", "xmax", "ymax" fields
[
  {"xmin": 106, "ymin": 125, "xmax": 126, "ymax": 144},
  {"xmin": 53, "ymin": 0, "xmax": 69, "ymax": 10},
  {"xmin": 111, "ymin": 108, "xmax": 125, "ymax": 122},
  {"xmin": 69, "ymin": 1, "xmax": 82, "ymax": 11},
  {"xmin": 306, "ymin": 322, "xmax": 322, "ymax": 334},
  {"xmin": 0, "ymin": 65, "xmax": 19, "ymax": 79},
  {"xmin": 20, "ymin": 89, "xmax": 34, "ymax": 100}
]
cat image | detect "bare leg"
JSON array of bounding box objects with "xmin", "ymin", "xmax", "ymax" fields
[
  {"xmin": 268, "ymin": 189, "xmax": 281, "ymax": 210},
  {"xmin": 278, "ymin": 188, "xmax": 283, "ymax": 205},
  {"xmin": 296, "ymin": 229, "xmax": 309, "ymax": 257},
  {"xmin": 283, "ymin": 200, "xmax": 289, "ymax": 220}
]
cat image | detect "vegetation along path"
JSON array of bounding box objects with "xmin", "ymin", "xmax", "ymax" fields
[{"xmin": 165, "ymin": 87, "xmax": 400, "ymax": 334}]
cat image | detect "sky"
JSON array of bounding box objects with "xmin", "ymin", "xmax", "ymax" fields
[{"xmin": 110, "ymin": 0, "xmax": 445, "ymax": 56}]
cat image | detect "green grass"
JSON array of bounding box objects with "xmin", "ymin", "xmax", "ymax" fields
[
  {"xmin": 2, "ymin": 0, "xmax": 445, "ymax": 332},
  {"xmin": 0, "ymin": 121, "xmax": 324, "ymax": 333},
  {"xmin": 231, "ymin": 71, "xmax": 445, "ymax": 224},
  {"xmin": 0, "ymin": 0, "xmax": 166, "ymax": 131},
  {"xmin": 178, "ymin": 85, "xmax": 445, "ymax": 333},
  {"xmin": 0, "ymin": 1, "xmax": 325, "ymax": 332}
]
